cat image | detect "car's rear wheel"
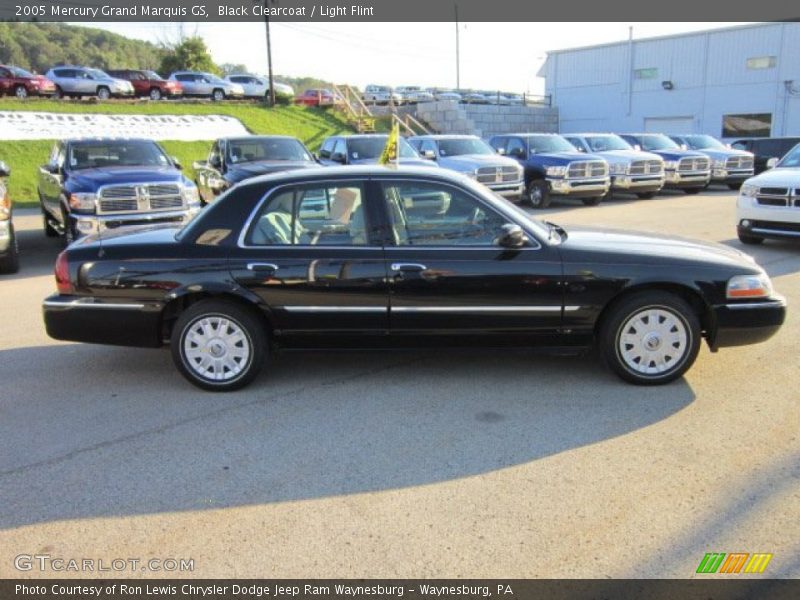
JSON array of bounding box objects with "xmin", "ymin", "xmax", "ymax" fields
[
  {"xmin": 212, "ymin": 88, "xmax": 225, "ymax": 102},
  {"xmin": 171, "ymin": 300, "xmax": 266, "ymax": 391},
  {"xmin": 0, "ymin": 224, "xmax": 19, "ymax": 274},
  {"xmin": 636, "ymin": 191, "xmax": 656, "ymax": 199},
  {"xmin": 599, "ymin": 291, "xmax": 701, "ymax": 385},
  {"xmin": 96, "ymin": 86, "xmax": 110, "ymax": 100},
  {"xmin": 582, "ymin": 196, "xmax": 602, "ymax": 206},
  {"xmin": 149, "ymin": 87, "xmax": 162, "ymax": 101},
  {"xmin": 526, "ymin": 180, "xmax": 551, "ymax": 209},
  {"xmin": 738, "ymin": 232, "xmax": 764, "ymax": 245},
  {"xmin": 14, "ymin": 85, "xmax": 28, "ymax": 99}
]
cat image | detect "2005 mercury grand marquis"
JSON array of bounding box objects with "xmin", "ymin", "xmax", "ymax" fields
[{"xmin": 43, "ymin": 166, "xmax": 786, "ymax": 391}]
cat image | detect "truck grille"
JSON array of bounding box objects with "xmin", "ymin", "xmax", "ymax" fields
[
  {"xmin": 98, "ymin": 183, "xmax": 184, "ymax": 215},
  {"xmin": 476, "ymin": 166, "xmax": 521, "ymax": 184},
  {"xmin": 629, "ymin": 160, "xmax": 663, "ymax": 175},
  {"xmin": 726, "ymin": 156, "xmax": 754, "ymax": 170},
  {"xmin": 567, "ymin": 161, "xmax": 607, "ymax": 178},
  {"xmin": 678, "ymin": 157, "xmax": 710, "ymax": 172}
]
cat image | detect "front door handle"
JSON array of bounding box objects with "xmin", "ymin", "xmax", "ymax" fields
[
  {"xmin": 391, "ymin": 263, "xmax": 427, "ymax": 273},
  {"xmin": 247, "ymin": 262, "xmax": 279, "ymax": 273}
]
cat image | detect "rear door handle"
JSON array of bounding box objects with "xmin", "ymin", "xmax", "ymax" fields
[
  {"xmin": 247, "ymin": 262, "xmax": 279, "ymax": 273},
  {"xmin": 391, "ymin": 263, "xmax": 427, "ymax": 272}
]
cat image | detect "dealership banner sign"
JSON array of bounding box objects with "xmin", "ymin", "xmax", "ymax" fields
[{"xmin": 0, "ymin": 112, "xmax": 250, "ymax": 141}]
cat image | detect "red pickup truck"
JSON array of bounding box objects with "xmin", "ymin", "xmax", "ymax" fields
[
  {"xmin": 106, "ymin": 69, "xmax": 182, "ymax": 100},
  {"xmin": 0, "ymin": 65, "xmax": 56, "ymax": 98}
]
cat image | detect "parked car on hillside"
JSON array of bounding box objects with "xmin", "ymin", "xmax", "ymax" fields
[
  {"xmin": 362, "ymin": 84, "xmax": 402, "ymax": 105},
  {"xmin": 295, "ymin": 88, "xmax": 335, "ymax": 107},
  {"xmin": 0, "ymin": 65, "xmax": 56, "ymax": 98},
  {"xmin": 194, "ymin": 136, "xmax": 318, "ymax": 204},
  {"xmin": 225, "ymin": 74, "xmax": 294, "ymax": 99},
  {"xmin": 37, "ymin": 138, "xmax": 201, "ymax": 244},
  {"xmin": 168, "ymin": 72, "xmax": 243, "ymax": 101},
  {"xmin": 106, "ymin": 69, "xmax": 182, "ymax": 100},
  {"xmin": 42, "ymin": 165, "xmax": 786, "ymax": 391},
  {"xmin": 730, "ymin": 137, "xmax": 800, "ymax": 175},
  {"xmin": 564, "ymin": 133, "xmax": 665, "ymax": 199},
  {"xmin": 395, "ymin": 86, "xmax": 434, "ymax": 103},
  {"xmin": 408, "ymin": 135, "xmax": 524, "ymax": 199},
  {"xmin": 0, "ymin": 161, "xmax": 18, "ymax": 274},
  {"xmin": 736, "ymin": 142, "xmax": 800, "ymax": 245},
  {"xmin": 432, "ymin": 89, "xmax": 462, "ymax": 102},
  {"xmin": 460, "ymin": 91, "xmax": 487, "ymax": 104},
  {"xmin": 45, "ymin": 66, "xmax": 134, "ymax": 99},
  {"xmin": 318, "ymin": 134, "xmax": 432, "ymax": 166},
  {"xmin": 669, "ymin": 134, "xmax": 754, "ymax": 190},
  {"xmin": 620, "ymin": 134, "xmax": 711, "ymax": 194},
  {"xmin": 488, "ymin": 133, "xmax": 610, "ymax": 208}
]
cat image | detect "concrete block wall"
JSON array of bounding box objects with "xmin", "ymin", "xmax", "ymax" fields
[{"xmin": 416, "ymin": 101, "xmax": 559, "ymax": 137}]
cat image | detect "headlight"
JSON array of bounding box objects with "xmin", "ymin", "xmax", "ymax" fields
[
  {"xmin": 740, "ymin": 183, "xmax": 758, "ymax": 198},
  {"xmin": 181, "ymin": 185, "xmax": 200, "ymax": 205},
  {"xmin": 546, "ymin": 165, "xmax": 567, "ymax": 177},
  {"xmin": 727, "ymin": 273, "xmax": 773, "ymax": 299},
  {"xmin": 713, "ymin": 159, "xmax": 726, "ymax": 169},
  {"xmin": 68, "ymin": 192, "xmax": 96, "ymax": 211},
  {"xmin": 663, "ymin": 161, "xmax": 678, "ymax": 170},
  {"xmin": 0, "ymin": 189, "xmax": 10, "ymax": 220}
]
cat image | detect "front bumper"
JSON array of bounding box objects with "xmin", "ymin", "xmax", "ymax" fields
[
  {"xmin": 112, "ymin": 89, "xmax": 135, "ymax": 97},
  {"xmin": 711, "ymin": 169, "xmax": 754, "ymax": 184},
  {"xmin": 611, "ymin": 174, "xmax": 665, "ymax": 192},
  {"xmin": 550, "ymin": 177, "xmax": 611, "ymax": 198},
  {"xmin": 487, "ymin": 181, "xmax": 525, "ymax": 198},
  {"xmin": 737, "ymin": 201, "xmax": 800, "ymax": 240},
  {"xmin": 69, "ymin": 207, "xmax": 201, "ymax": 237},
  {"xmin": 43, "ymin": 295, "xmax": 163, "ymax": 348},
  {"xmin": 664, "ymin": 170, "xmax": 711, "ymax": 188},
  {"xmin": 710, "ymin": 295, "xmax": 786, "ymax": 350}
]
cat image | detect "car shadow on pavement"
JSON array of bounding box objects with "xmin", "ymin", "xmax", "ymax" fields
[{"xmin": 0, "ymin": 343, "xmax": 695, "ymax": 530}]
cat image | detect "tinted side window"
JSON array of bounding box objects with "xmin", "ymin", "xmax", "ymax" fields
[
  {"xmin": 247, "ymin": 184, "xmax": 369, "ymax": 246},
  {"xmin": 382, "ymin": 182, "xmax": 507, "ymax": 247},
  {"xmin": 333, "ymin": 139, "xmax": 347, "ymax": 158},
  {"xmin": 175, "ymin": 74, "xmax": 190, "ymax": 82},
  {"xmin": 0, "ymin": 67, "xmax": 11, "ymax": 78}
]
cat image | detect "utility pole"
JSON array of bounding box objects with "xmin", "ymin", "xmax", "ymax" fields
[
  {"xmin": 454, "ymin": 4, "xmax": 461, "ymax": 90},
  {"xmin": 264, "ymin": 1, "xmax": 276, "ymax": 106}
]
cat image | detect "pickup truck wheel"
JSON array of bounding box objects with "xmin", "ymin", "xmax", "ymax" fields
[
  {"xmin": 96, "ymin": 86, "xmax": 110, "ymax": 100},
  {"xmin": 42, "ymin": 208, "xmax": 59, "ymax": 237},
  {"xmin": 171, "ymin": 300, "xmax": 266, "ymax": 391},
  {"xmin": 212, "ymin": 88, "xmax": 225, "ymax": 102},
  {"xmin": 582, "ymin": 197, "xmax": 601, "ymax": 206},
  {"xmin": 599, "ymin": 291, "xmax": 701, "ymax": 385},
  {"xmin": 728, "ymin": 183, "xmax": 743, "ymax": 191},
  {"xmin": 738, "ymin": 232, "xmax": 764, "ymax": 245},
  {"xmin": 526, "ymin": 180, "xmax": 551, "ymax": 209},
  {"xmin": 0, "ymin": 224, "xmax": 19, "ymax": 274},
  {"xmin": 636, "ymin": 192, "xmax": 656, "ymax": 199},
  {"xmin": 684, "ymin": 188, "xmax": 702, "ymax": 195},
  {"xmin": 14, "ymin": 85, "xmax": 28, "ymax": 99},
  {"xmin": 149, "ymin": 88, "xmax": 162, "ymax": 101}
]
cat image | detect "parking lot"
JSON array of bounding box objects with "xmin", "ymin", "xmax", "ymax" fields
[{"xmin": 0, "ymin": 188, "xmax": 798, "ymax": 578}]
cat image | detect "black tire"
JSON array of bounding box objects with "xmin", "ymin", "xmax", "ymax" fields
[
  {"xmin": 14, "ymin": 85, "xmax": 28, "ymax": 99},
  {"xmin": 212, "ymin": 88, "xmax": 225, "ymax": 102},
  {"xmin": 42, "ymin": 207, "xmax": 59, "ymax": 237},
  {"xmin": 582, "ymin": 196, "xmax": 601, "ymax": 206},
  {"xmin": 728, "ymin": 182, "xmax": 743, "ymax": 191},
  {"xmin": 96, "ymin": 86, "xmax": 110, "ymax": 100},
  {"xmin": 636, "ymin": 192, "xmax": 656, "ymax": 199},
  {"xmin": 53, "ymin": 86, "xmax": 64, "ymax": 99},
  {"xmin": 0, "ymin": 224, "xmax": 19, "ymax": 274},
  {"xmin": 738, "ymin": 232, "xmax": 764, "ymax": 245},
  {"xmin": 599, "ymin": 291, "xmax": 701, "ymax": 385},
  {"xmin": 149, "ymin": 87, "xmax": 162, "ymax": 101},
  {"xmin": 526, "ymin": 180, "xmax": 551, "ymax": 209},
  {"xmin": 684, "ymin": 188, "xmax": 702, "ymax": 195},
  {"xmin": 171, "ymin": 299, "xmax": 266, "ymax": 391}
]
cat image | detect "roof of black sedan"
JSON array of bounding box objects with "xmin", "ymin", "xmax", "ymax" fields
[{"xmin": 237, "ymin": 164, "xmax": 468, "ymax": 187}]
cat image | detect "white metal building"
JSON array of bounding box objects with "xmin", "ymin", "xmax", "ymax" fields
[{"xmin": 539, "ymin": 23, "xmax": 800, "ymax": 139}]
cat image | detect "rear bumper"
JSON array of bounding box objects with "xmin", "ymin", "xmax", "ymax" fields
[
  {"xmin": 550, "ymin": 177, "xmax": 611, "ymax": 197},
  {"xmin": 710, "ymin": 295, "xmax": 787, "ymax": 349},
  {"xmin": 43, "ymin": 295, "xmax": 163, "ymax": 348}
]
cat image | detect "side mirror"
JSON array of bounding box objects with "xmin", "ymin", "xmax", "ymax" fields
[
  {"xmin": 496, "ymin": 147, "xmax": 506, "ymax": 155},
  {"xmin": 633, "ymin": 144, "xmax": 642, "ymax": 152},
  {"xmin": 330, "ymin": 152, "xmax": 346, "ymax": 163},
  {"xmin": 0, "ymin": 161, "xmax": 10, "ymax": 178},
  {"xmin": 44, "ymin": 163, "xmax": 60, "ymax": 175},
  {"xmin": 766, "ymin": 157, "xmax": 779, "ymax": 169},
  {"xmin": 209, "ymin": 156, "xmax": 222, "ymax": 169},
  {"xmin": 495, "ymin": 223, "xmax": 527, "ymax": 249},
  {"xmin": 421, "ymin": 149, "xmax": 436, "ymax": 159},
  {"xmin": 311, "ymin": 152, "xmax": 320, "ymax": 162},
  {"xmin": 171, "ymin": 156, "xmax": 182, "ymax": 170},
  {"xmin": 680, "ymin": 144, "xmax": 688, "ymax": 150},
  {"xmin": 510, "ymin": 147, "xmax": 525, "ymax": 158}
]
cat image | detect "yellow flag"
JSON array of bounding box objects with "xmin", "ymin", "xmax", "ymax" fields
[{"xmin": 379, "ymin": 122, "xmax": 400, "ymax": 165}]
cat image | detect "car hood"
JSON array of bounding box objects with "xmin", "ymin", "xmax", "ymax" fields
[
  {"xmin": 558, "ymin": 225, "xmax": 759, "ymax": 270},
  {"xmin": 647, "ymin": 149, "xmax": 708, "ymax": 161},
  {"xmin": 67, "ymin": 166, "xmax": 185, "ymax": 188},
  {"xmin": 745, "ymin": 167, "xmax": 800, "ymax": 187},
  {"xmin": 226, "ymin": 160, "xmax": 318, "ymax": 182},
  {"xmin": 438, "ymin": 154, "xmax": 520, "ymax": 171},
  {"xmin": 591, "ymin": 149, "xmax": 663, "ymax": 164}
]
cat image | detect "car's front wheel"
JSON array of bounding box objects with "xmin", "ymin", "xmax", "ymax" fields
[
  {"xmin": 728, "ymin": 182, "xmax": 743, "ymax": 191},
  {"xmin": 526, "ymin": 180, "xmax": 551, "ymax": 209},
  {"xmin": 96, "ymin": 86, "xmax": 111, "ymax": 100},
  {"xmin": 636, "ymin": 191, "xmax": 656, "ymax": 199},
  {"xmin": 582, "ymin": 196, "xmax": 602, "ymax": 206},
  {"xmin": 212, "ymin": 88, "xmax": 225, "ymax": 101},
  {"xmin": 14, "ymin": 85, "xmax": 28, "ymax": 99},
  {"xmin": 149, "ymin": 87, "xmax": 162, "ymax": 101},
  {"xmin": 684, "ymin": 187, "xmax": 702, "ymax": 194},
  {"xmin": 171, "ymin": 300, "xmax": 266, "ymax": 391},
  {"xmin": 599, "ymin": 291, "xmax": 701, "ymax": 385}
]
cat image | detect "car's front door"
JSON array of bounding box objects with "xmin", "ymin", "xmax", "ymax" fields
[
  {"xmin": 378, "ymin": 179, "xmax": 564, "ymax": 340},
  {"xmin": 228, "ymin": 179, "xmax": 389, "ymax": 337}
]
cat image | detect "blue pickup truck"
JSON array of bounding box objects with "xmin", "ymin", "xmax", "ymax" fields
[
  {"xmin": 37, "ymin": 138, "xmax": 201, "ymax": 244},
  {"xmin": 620, "ymin": 134, "xmax": 711, "ymax": 194},
  {"xmin": 487, "ymin": 133, "xmax": 610, "ymax": 208}
]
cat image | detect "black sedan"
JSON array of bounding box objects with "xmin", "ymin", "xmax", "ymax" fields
[{"xmin": 43, "ymin": 166, "xmax": 786, "ymax": 391}]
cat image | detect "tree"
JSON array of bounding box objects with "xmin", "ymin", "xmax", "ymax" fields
[
  {"xmin": 159, "ymin": 37, "xmax": 220, "ymax": 76},
  {"xmin": 219, "ymin": 63, "xmax": 249, "ymax": 76}
]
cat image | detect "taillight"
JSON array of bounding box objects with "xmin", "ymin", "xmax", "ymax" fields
[{"xmin": 54, "ymin": 250, "xmax": 74, "ymax": 294}]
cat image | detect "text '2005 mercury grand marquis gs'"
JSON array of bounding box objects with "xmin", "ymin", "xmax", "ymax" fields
[{"xmin": 43, "ymin": 167, "xmax": 786, "ymax": 391}]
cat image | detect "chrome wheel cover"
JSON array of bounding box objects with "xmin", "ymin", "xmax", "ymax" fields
[
  {"xmin": 529, "ymin": 185, "xmax": 543, "ymax": 205},
  {"xmin": 182, "ymin": 315, "xmax": 251, "ymax": 382},
  {"xmin": 15, "ymin": 86, "xmax": 28, "ymax": 99},
  {"xmin": 617, "ymin": 307, "xmax": 689, "ymax": 376}
]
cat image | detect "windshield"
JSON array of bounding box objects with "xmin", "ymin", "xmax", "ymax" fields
[
  {"xmin": 88, "ymin": 69, "xmax": 110, "ymax": 79},
  {"xmin": 144, "ymin": 70, "xmax": 164, "ymax": 81},
  {"xmin": 347, "ymin": 137, "xmax": 418, "ymax": 160},
  {"xmin": 528, "ymin": 135, "xmax": 576, "ymax": 153},
  {"xmin": 777, "ymin": 144, "xmax": 800, "ymax": 168},
  {"xmin": 585, "ymin": 135, "xmax": 632, "ymax": 152},
  {"xmin": 684, "ymin": 135, "xmax": 725, "ymax": 150},
  {"xmin": 437, "ymin": 138, "xmax": 494, "ymax": 156},
  {"xmin": 638, "ymin": 135, "xmax": 680, "ymax": 151},
  {"xmin": 10, "ymin": 67, "xmax": 34, "ymax": 78},
  {"xmin": 68, "ymin": 140, "xmax": 171, "ymax": 170},
  {"xmin": 228, "ymin": 138, "xmax": 312, "ymax": 163}
]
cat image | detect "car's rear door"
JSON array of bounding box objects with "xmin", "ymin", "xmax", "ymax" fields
[
  {"xmin": 377, "ymin": 178, "xmax": 564, "ymax": 341},
  {"xmin": 228, "ymin": 178, "xmax": 390, "ymax": 338}
]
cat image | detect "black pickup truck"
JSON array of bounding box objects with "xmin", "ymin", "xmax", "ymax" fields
[{"xmin": 0, "ymin": 160, "xmax": 18, "ymax": 273}]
